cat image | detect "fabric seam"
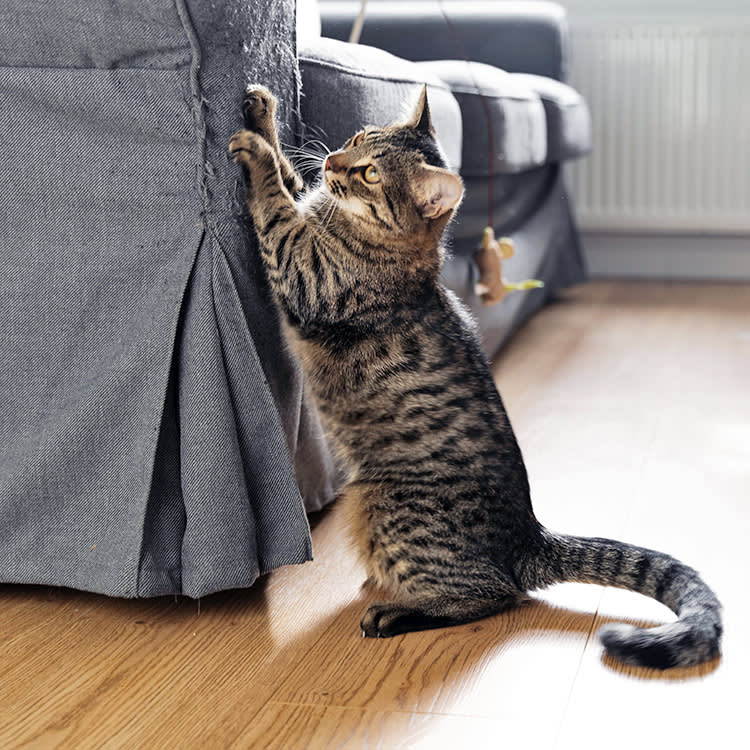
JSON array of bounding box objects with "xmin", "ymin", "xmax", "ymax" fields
[
  {"xmin": 133, "ymin": 0, "xmax": 207, "ymax": 597},
  {"xmin": 175, "ymin": 0, "xmax": 209, "ymax": 216}
]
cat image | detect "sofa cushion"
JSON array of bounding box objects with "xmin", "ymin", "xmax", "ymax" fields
[
  {"xmin": 511, "ymin": 73, "xmax": 592, "ymax": 162},
  {"xmin": 299, "ymin": 37, "xmax": 463, "ymax": 171},
  {"xmin": 414, "ymin": 60, "xmax": 547, "ymax": 177}
]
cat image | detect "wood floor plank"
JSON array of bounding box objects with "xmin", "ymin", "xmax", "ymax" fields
[
  {"xmin": 268, "ymin": 581, "xmax": 593, "ymax": 722},
  {"xmin": 231, "ymin": 702, "xmax": 552, "ymax": 750}
]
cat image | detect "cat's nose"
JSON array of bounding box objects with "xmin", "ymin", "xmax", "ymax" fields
[{"xmin": 324, "ymin": 153, "xmax": 346, "ymax": 174}]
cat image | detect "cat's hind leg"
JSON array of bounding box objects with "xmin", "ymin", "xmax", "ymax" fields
[
  {"xmin": 242, "ymin": 85, "xmax": 304, "ymax": 195},
  {"xmin": 361, "ymin": 595, "xmax": 517, "ymax": 638}
]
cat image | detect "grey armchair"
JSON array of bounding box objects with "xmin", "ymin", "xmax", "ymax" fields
[{"xmin": 298, "ymin": 0, "xmax": 591, "ymax": 355}]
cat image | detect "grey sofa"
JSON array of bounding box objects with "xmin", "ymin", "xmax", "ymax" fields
[{"xmin": 300, "ymin": 0, "xmax": 591, "ymax": 354}]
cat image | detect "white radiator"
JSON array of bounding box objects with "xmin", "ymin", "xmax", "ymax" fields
[{"xmin": 568, "ymin": 20, "xmax": 750, "ymax": 234}]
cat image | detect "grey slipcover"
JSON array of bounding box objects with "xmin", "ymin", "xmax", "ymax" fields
[{"xmin": 0, "ymin": 0, "xmax": 337, "ymax": 598}]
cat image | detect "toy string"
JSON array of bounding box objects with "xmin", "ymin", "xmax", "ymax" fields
[{"xmin": 437, "ymin": 0, "xmax": 495, "ymax": 231}]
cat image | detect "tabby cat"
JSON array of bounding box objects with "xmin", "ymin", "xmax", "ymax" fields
[{"xmin": 229, "ymin": 85, "xmax": 722, "ymax": 669}]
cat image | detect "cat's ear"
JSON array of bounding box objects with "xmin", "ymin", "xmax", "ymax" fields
[
  {"xmin": 406, "ymin": 85, "xmax": 435, "ymax": 136},
  {"xmin": 413, "ymin": 165, "xmax": 464, "ymax": 219}
]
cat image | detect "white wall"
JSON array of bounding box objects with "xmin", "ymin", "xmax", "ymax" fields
[{"xmin": 563, "ymin": 0, "xmax": 750, "ymax": 280}]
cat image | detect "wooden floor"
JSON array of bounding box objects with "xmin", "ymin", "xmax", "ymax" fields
[{"xmin": 2, "ymin": 280, "xmax": 748, "ymax": 749}]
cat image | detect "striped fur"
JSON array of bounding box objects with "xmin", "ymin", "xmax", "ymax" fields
[{"xmin": 229, "ymin": 86, "xmax": 722, "ymax": 669}]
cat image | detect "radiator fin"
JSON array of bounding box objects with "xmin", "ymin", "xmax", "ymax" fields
[{"xmin": 569, "ymin": 23, "xmax": 750, "ymax": 233}]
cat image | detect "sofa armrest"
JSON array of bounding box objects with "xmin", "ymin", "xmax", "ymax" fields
[{"xmin": 319, "ymin": 0, "xmax": 570, "ymax": 81}]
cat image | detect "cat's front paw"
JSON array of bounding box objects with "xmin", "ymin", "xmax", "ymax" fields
[
  {"xmin": 361, "ymin": 602, "xmax": 415, "ymax": 638},
  {"xmin": 242, "ymin": 85, "xmax": 277, "ymax": 137},
  {"xmin": 229, "ymin": 129, "xmax": 271, "ymax": 161}
]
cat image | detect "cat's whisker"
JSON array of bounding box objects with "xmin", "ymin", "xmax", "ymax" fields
[
  {"xmin": 284, "ymin": 147, "xmax": 322, "ymax": 160},
  {"xmin": 287, "ymin": 149, "xmax": 323, "ymax": 160},
  {"xmin": 298, "ymin": 121, "xmax": 330, "ymax": 142},
  {"xmin": 321, "ymin": 195, "xmax": 338, "ymax": 231},
  {"xmin": 315, "ymin": 187, "xmax": 338, "ymax": 228},
  {"xmin": 282, "ymin": 141, "xmax": 330, "ymax": 158},
  {"xmin": 305, "ymin": 139, "xmax": 332, "ymax": 156},
  {"xmin": 293, "ymin": 157, "xmax": 325, "ymax": 174},
  {"xmin": 284, "ymin": 144, "xmax": 327, "ymax": 179}
]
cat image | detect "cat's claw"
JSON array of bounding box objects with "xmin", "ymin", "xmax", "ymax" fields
[{"xmin": 242, "ymin": 85, "xmax": 277, "ymax": 135}]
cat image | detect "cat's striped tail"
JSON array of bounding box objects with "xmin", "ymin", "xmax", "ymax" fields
[{"xmin": 518, "ymin": 528, "xmax": 723, "ymax": 669}]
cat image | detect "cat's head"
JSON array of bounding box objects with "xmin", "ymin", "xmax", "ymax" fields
[{"xmin": 321, "ymin": 88, "xmax": 464, "ymax": 242}]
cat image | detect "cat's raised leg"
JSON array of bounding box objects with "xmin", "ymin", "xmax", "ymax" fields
[
  {"xmin": 360, "ymin": 595, "xmax": 516, "ymax": 638},
  {"xmin": 241, "ymin": 85, "xmax": 304, "ymax": 196},
  {"xmin": 230, "ymin": 127, "xmax": 319, "ymax": 325},
  {"xmin": 228, "ymin": 128, "xmax": 290, "ymax": 223}
]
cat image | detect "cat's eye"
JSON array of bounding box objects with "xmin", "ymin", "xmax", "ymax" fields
[
  {"xmin": 363, "ymin": 165, "xmax": 380, "ymax": 184},
  {"xmin": 351, "ymin": 131, "xmax": 365, "ymax": 147}
]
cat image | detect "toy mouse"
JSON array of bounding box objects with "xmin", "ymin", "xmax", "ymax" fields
[{"xmin": 473, "ymin": 227, "xmax": 544, "ymax": 305}]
